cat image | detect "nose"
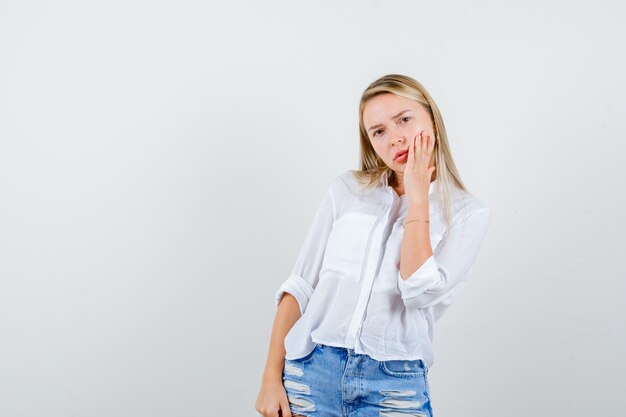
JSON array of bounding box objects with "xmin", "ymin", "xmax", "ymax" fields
[{"xmin": 391, "ymin": 125, "xmax": 407, "ymax": 146}]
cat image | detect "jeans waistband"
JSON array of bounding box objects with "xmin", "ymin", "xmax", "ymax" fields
[{"xmin": 317, "ymin": 343, "xmax": 427, "ymax": 369}]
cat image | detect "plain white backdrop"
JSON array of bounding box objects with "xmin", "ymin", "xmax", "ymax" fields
[{"xmin": 1, "ymin": 0, "xmax": 624, "ymax": 416}]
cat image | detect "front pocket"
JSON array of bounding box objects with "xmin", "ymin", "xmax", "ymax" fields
[
  {"xmin": 380, "ymin": 359, "xmax": 426, "ymax": 378},
  {"xmin": 320, "ymin": 212, "xmax": 377, "ymax": 281}
]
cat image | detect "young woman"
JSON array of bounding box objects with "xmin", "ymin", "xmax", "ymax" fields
[{"xmin": 255, "ymin": 74, "xmax": 492, "ymax": 417}]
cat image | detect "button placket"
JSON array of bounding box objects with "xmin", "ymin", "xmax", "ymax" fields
[
  {"xmin": 345, "ymin": 216, "xmax": 380, "ymax": 348},
  {"xmin": 348, "ymin": 205, "xmax": 393, "ymax": 352}
]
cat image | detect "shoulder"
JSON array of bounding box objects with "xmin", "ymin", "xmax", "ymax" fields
[
  {"xmin": 322, "ymin": 170, "xmax": 382, "ymax": 218},
  {"xmin": 334, "ymin": 169, "xmax": 362, "ymax": 188},
  {"xmin": 447, "ymin": 188, "xmax": 492, "ymax": 232},
  {"xmin": 327, "ymin": 169, "xmax": 371, "ymax": 197}
]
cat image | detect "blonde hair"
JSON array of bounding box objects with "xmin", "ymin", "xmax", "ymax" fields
[{"xmin": 352, "ymin": 73, "xmax": 470, "ymax": 232}]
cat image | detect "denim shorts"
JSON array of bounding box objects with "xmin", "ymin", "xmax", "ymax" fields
[{"xmin": 282, "ymin": 343, "xmax": 433, "ymax": 417}]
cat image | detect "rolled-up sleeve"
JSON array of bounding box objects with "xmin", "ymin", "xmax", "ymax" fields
[
  {"xmin": 397, "ymin": 205, "xmax": 492, "ymax": 311},
  {"xmin": 275, "ymin": 184, "xmax": 336, "ymax": 315}
]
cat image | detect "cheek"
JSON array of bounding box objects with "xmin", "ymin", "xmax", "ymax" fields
[
  {"xmin": 373, "ymin": 148, "xmax": 385, "ymax": 160},
  {"xmin": 377, "ymin": 145, "xmax": 391, "ymax": 160},
  {"xmin": 370, "ymin": 142, "xmax": 384, "ymax": 156},
  {"xmin": 411, "ymin": 123, "xmax": 426, "ymax": 133}
]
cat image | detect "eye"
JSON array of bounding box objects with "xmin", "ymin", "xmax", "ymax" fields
[
  {"xmin": 400, "ymin": 116, "xmax": 411, "ymax": 123},
  {"xmin": 373, "ymin": 129, "xmax": 384, "ymax": 137}
]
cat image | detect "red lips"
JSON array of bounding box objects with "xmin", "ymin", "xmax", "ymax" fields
[{"xmin": 394, "ymin": 149, "xmax": 408, "ymax": 160}]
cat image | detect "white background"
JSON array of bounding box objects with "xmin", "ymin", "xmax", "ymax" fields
[{"xmin": 1, "ymin": 1, "xmax": 624, "ymax": 416}]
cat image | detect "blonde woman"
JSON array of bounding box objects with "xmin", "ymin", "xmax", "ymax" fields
[{"xmin": 255, "ymin": 74, "xmax": 492, "ymax": 417}]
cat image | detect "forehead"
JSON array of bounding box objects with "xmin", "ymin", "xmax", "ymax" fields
[{"xmin": 362, "ymin": 93, "xmax": 428, "ymax": 124}]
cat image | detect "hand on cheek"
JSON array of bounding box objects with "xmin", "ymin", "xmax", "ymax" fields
[{"xmin": 403, "ymin": 129, "xmax": 436, "ymax": 206}]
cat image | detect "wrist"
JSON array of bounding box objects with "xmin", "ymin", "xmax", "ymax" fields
[
  {"xmin": 407, "ymin": 202, "xmax": 429, "ymax": 217},
  {"xmin": 262, "ymin": 367, "xmax": 283, "ymax": 383}
]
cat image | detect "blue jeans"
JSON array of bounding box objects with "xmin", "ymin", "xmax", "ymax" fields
[{"xmin": 282, "ymin": 343, "xmax": 434, "ymax": 417}]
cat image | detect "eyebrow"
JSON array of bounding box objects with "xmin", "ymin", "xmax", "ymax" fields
[{"xmin": 367, "ymin": 109, "xmax": 412, "ymax": 133}]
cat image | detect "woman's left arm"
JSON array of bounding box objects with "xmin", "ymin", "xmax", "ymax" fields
[{"xmin": 397, "ymin": 203, "xmax": 492, "ymax": 310}]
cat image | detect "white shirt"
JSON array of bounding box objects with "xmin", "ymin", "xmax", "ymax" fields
[{"xmin": 274, "ymin": 169, "xmax": 491, "ymax": 368}]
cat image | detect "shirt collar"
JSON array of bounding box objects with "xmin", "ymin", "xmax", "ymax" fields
[{"xmin": 380, "ymin": 169, "xmax": 438, "ymax": 195}]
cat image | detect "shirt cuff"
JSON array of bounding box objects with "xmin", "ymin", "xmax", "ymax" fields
[
  {"xmin": 274, "ymin": 274, "xmax": 315, "ymax": 315},
  {"xmin": 397, "ymin": 255, "xmax": 442, "ymax": 309}
]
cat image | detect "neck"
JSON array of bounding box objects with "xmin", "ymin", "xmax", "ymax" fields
[{"xmin": 391, "ymin": 172, "xmax": 405, "ymax": 196}]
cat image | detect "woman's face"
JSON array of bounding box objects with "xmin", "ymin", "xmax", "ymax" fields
[{"xmin": 362, "ymin": 93, "xmax": 436, "ymax": 175}]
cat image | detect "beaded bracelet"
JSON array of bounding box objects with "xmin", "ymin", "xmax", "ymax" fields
[{"xmin": 403, "ymin": 219, "xmax": 429, "ymax": 227}]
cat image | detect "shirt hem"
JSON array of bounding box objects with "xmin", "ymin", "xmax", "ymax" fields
[{"xmin": 311, "ymin": 336, "xmax": 431, "ymax": 365}]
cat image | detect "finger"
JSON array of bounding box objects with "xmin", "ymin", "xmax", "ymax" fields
[
  {"xmin": 414, "ymin": 130, "xmax": 423, "ymax": 161},
  {"xmin": 280, "ymin": 398, "xmax": 292, "ymax": 417},
  {"xmin": 425, "ymin": 132, "xmax": 434, "ymax": 161},
  {"xmin": 420, "ymin": 131, "xmax": 428, "ymax": 160},
  {"xmin": 425, "ymin": 135, "xmax": 434, "ymax": 165}
]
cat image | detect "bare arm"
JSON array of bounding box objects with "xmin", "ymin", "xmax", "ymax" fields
[
  {"xmin": 255, "ymin": 293, "xmax": 300, "ymax": 416},
  {"xmin": 261, "ymin": 292, "xmax": 301, "ymax": 382},
  {"xmin": 399, "ymin": 202, "xmax": 432, "ymax": 281}
]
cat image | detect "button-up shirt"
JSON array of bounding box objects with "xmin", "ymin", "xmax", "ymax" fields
[{"xmin": 274, "ymin": 169, "xmax": 492, "ymax": 368}]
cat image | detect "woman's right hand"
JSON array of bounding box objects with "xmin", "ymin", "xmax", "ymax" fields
[
  {"xmin": 257, "ymin": 293, "xmax": 301, "ymax": 416},
  {"xmin": 255, "ymin": 377, "xmax": 292, "ymax": 417}
]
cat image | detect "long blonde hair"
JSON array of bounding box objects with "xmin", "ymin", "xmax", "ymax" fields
[{"xmin": 352, "ymin": 74, "xmax": 470, "ymax": 232}]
